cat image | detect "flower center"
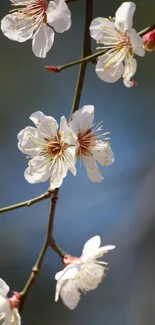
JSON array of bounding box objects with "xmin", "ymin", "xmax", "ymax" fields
[
  {"xmin": 43, "ymin": 132, "xmax": 69, "ymax": 159},
  {"xmin": 11, "ymin": 0, "xmax": 48, "ymax": 25},
  {"xmin": 77, "ymin": 129, "xmax": 96, "ymax": 157}
]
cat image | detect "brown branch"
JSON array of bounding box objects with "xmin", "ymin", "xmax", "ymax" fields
[
  {"xmin": 19, "ymin": 189, "xmax": 65, "ymax": 313},
  {"xmin": 0, "ymin": 191, "xmax": 51, "ymax": 214},
  {"xmin": 69, "ymin": 0, "xmax": 93, "ymax": 120}
]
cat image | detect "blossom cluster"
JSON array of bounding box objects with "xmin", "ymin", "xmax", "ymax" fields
[
  {"xmin": 17, "ymin": 106, "xmax": 114, "ymax": 189},
  {"xmin": 1, "ymin": 1, "xmax": 153, "ymax": 87},
  {"xmin": 0, "ymin": 0, "xmax": 153, "ymax": 323}
]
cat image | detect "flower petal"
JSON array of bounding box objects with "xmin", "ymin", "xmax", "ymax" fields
[
  {"xmin": 32, "ymin": 24, "xmax": 55, "ymax": 58},
  {"xmin": 123, "ymin": 56, "xmax": 137, "ymax": 87},
  {"xmin": 60, "ymin": 116, "xmax": 77, "ymax": 145},
  {"xmin": 56, "ymin": 265, "xmax": 80, "ymax": 282},
  {"xmin": 83, "ymin": 156, "xmax": 104, "ymax": 182},
  {"xmin": 129, "ymin": 28, "xmax": 145, "ymax": 56},
  {"xmin": 24, "ymin": 158, "xmax": 52, "ymax": 184},
  {"xmin": 70, "ymin": 105, "xmax": 94, "ymax": 134},
  {"xmin": 13, "ymin": 309, "xmax": 21, "ymax": 325},
  {"xmin": 78, "ymin": 262, "xmax": 104, "ymax": 292},
  {"xmin": 47, "ymin": 0, "xmax": 71, "ymax": 33},
  {"xmin": 63, "ymin": 147, "xmax": 76, "ymax": 176},
  {"xmin": 90, "ymin": 17, "xmax": 115, "ymax": 41},
  {"xmin": 60, "ymin": 280, "xmax": 81, "ymax": 310},
  {"xmin": 17, "ymin": 126, "xmax": 42, "ymax": 157},
  {"xmin": 1, "ymin": 13, "xmax": 33, "ymax": 42},
  {"xmin": 115, "ymin": 2, "xmax": 136, "ymax": 32},
  {"xmin": 49, "ymin": 156, "xmax": 70, "ymax": 190},
  {"xmin": 96, "ymin": 55, "xmax": 124, "ymax": 83},
  {"xmin": 82, "ymin": 236, "xmax": 101, "ymax": 258},
  {"xmin": 30, "ymin": 111, "xmax": 58, "ymax": 139},
  {"xmin": 89, "ymin": 245, "xmax": 116, "ymax": 259},
  {"xmin": 0, "ymin": 279, "xmax": 9, "ymax": 297},
  {"xmin": 92, "ymin": 142, "xmax": 114, "ymax": 166}
]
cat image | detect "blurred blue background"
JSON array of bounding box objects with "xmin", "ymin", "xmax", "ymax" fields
[{"xmin": 0, "ymin": 0, "xmax": 155, "ymax": 324}]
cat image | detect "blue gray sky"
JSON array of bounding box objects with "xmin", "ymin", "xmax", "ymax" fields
[{"xmin": 0, "ymin": 0, "xmax": 155, "ymax": 324}]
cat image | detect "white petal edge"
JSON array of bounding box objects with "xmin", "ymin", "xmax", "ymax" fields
[
  {"xmin": 32, "ymin": 24, "xmax": 55, "ymax": 58},
  {"xmin": 1, "ymin": 13, "xmax": 33, "ymax": 42},
  {"xmin": 115, "ymin": 2, "xmax": 136, "ymax": 32},
  {"xmin": 83, "ymin": 156, "xmax": 104, "ymax": 182},
  {"xmin": 60, "ymin": 116, "xmax": 77, "ymax": 145},
  {"xmin": 47, "ymin": 0, "xmax": 71, "ymax": 33},
  {"xmin": 0, "ymin": 279, "xmax": 9, "ymax": 296},
  {"xmin": 60, "ymin": 280, "xmax": 81, "ymax": 310},
  {"xmin": 123, "ymin": 56, "xmax": 137, "ymax": 87},
  {"xmin": 82, "ymin": 236, "xmax": 101, "ymax": 258},
  {"xmin": 96, "ymin": 55, "xmax": 124, "ymax": 83},
  {"xmin": 90, "ymin": 17, "xmax": 115, "ymax": 41},
  {"xmin": 70, "ymin": 105, "xmax": 94, "ymax": 134}
]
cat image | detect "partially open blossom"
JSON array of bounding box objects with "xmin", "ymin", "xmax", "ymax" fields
[
  {"xmin": 18, "ymin": 111, "xmax": 77, "ymax": 189},
  {"xmin": 142, "ymin": 29, "xmax": 155, "ymax": 51},
  {"xmin": 90, "ymin": 2, "xmax": 145, "ymax": 87},
  {"xmin": 0, "ymin": 278, "xmax": 21, "ymax": 325},
  {"xmin": 1, "ymin": 0, "xmax": 71, "ymax": 58},
  {"xmin": 69, "ymin": 105, "xmax": 114, "ymax": 182},
  {"xmin": 55, "ymin": 236, "xmax": 115, "ymax": 309}
]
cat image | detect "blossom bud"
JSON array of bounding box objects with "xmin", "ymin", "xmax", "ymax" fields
[
  {"xmin": 142, "ymin": 29, "xmax": 155, "ymax": 51},
  {"xmin": 45, "ymin": 66, "xmax": 59, "ymax": 73}
]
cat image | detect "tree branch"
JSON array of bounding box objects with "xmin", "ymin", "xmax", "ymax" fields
[
  {"xmin": 19, "ymin": 189, "xmax": 65, "ymax": 313},
  {"xmin": 0, "ymin": 191, "xmax": 52, "ymax": 214},
  {"xmin": 69, "ymin": 0, "xmax": 93, "ymax": 120}
]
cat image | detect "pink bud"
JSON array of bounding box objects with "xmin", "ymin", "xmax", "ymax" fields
[
  {"xmin": 142, "ymin": 29, "xmax": 155, "ymax": 51},
  {"xmin": 45, "ymin": 66, "xmax": 59, "ymax": 73},
  {"xmin": 9, "ymin": 292, "xmax": 20, "ymax": 309},
  {"xmin": 63, "ymin": 254, "xmax": 81, "ymax": 266}
]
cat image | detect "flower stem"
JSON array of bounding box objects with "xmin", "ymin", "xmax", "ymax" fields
[
  {"xmin": 48, "ymin": 50, "xmax": 105, "ymax": 73},
  {"xmin": 0, "ymin": 191, "xmax": 51, "ymax": 214},
  {"xmin": 19, "ymin": 189, "xmax": 65, "ymax": 313},
  {"xmin": 138, "ymin": 24, "xmax": 155, "ymax": 37},
  {"xmin": 69, "ymin": 0, "xmax": 93, "ymax": 120}
]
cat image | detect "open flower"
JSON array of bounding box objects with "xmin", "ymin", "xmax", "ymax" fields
[
  {"xmin": 55, "ymin": 236, "xmax": 115, "ymax": 309},
  {"xmin": 1, "ymin": 0, "xmax": 71, "ymax": 58},
  {"xmin": 0, "ymin": 278, "xmax": 21, "ymax": 325},
  {"xmin": 18, "ymin": 111, "xmax": 77, "ymax": 189},
  {"xmin": 69, "ymin": 105, "xmax": 114, "ymax": 182},
  {"xmin": 90, "ymin": 2, "xmax": 145, "ymax": 87}
]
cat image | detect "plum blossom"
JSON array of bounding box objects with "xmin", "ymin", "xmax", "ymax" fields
[
  {"xmin": 69, "ymin": 105, "xmax": 114, "ymax": 182},
  {"xmin": 55, "ymin": 236, "xmax": 115, "ymax": 309},
  {"xmin": 17, "ymin": 111, "xmax": 77, "ymax": 189},
  {"xmin": 1, "ymin": 0, "xmax": 71, "ymax": 58},
  {"xmin": 90, "ymin": 2, "xmax": 145, "ymax": 87},
  {"xmin": 0, "ymin": 278, "xmax": 21, "ymax": 325}
]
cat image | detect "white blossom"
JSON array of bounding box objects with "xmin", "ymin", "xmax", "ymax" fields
[
  {"xmin": 18, "ymin": 111, "xmax": 77, "ymax": 189},
  {"xmin": 1, "ymin": 0, "xmax": 71, "ymax": 58},
  {"xmin": 0, "ymin": 279, "xmax": 21, "ymax": 325},
  {"xmin": 55, "ymin": 236, "xmax": 115, "ymax": 309},
  {"xmin": 69, "ymin": 105, "xmax": 114, "ymax": 182},
  {"xmin": 90, "ymin": 2, "xmax": 145, "ymax": 87}
]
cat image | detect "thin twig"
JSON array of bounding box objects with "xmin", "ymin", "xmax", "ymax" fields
[
  {"xmin": 0, "ymin": 191, "xmax": 51, "ymax": 214},
  {"xmin": 69, "ymin": 0, "xmax": 93, "ymax": 120},
  {"xmin": 138, "ymin": 24, "xmax": 155, "ymax": 37},
  {"xmin": 19, "ymin": 189, "xmax": 64, "ymax": 313}
]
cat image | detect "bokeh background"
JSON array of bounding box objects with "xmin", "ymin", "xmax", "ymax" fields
[{"xmin": 0, "ymin": 0, "xmax": 155, "ymax": 324}]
